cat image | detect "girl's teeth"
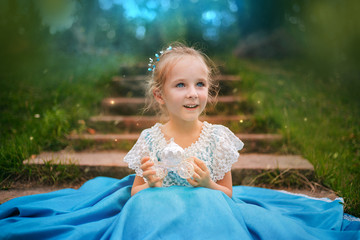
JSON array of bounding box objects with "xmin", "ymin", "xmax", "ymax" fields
[{"xmin": 184, "ymin": 105, "xmax": 197, "ymax": 108}]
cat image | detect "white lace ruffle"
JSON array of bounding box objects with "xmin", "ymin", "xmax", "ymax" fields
[
  {"xmin": 343, "ymin": 213, "xmax": 360, "ymax": 222},
  {"xmin": 123, "ymin": 122, "xmax": 244, "ymax": 187},
  {"xmin": 211, "ymin": 125, "xmax": 244, "ymax": 181},
  {"xmin": 123, "ymin": 130, "xmax": 150, "ymax": 177},
  {"xmin": 277, "ymin": 190, "xmax": 345, "ymax": 203}
]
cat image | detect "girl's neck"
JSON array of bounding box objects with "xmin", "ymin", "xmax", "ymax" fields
[
  {"xmin": 162, "ymin": 119, "xmax": 203, "ymax": 148},
  {"xmin": 165, "ymin": 118, "xmax": 202, "ymax": 134}
]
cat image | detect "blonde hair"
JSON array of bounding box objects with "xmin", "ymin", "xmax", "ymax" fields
[{"xmin": 144, "ymin": 42, "xmax": 219, "ymax": 117}]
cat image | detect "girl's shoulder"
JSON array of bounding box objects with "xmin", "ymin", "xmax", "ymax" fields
[
  {"xmin": 137, "ymin": 123, "xmax": 167, "ymax": 147},
  {"xmin": 139, "ymin": 123, "xmax": 162, "ymax": 138},
  {"xmin": 206, "ymin": 122, "xmax": 244, "ymax": 151},
  {"xmin": 207, "ymin": 122, "xmax": 236, "ymax": 137},
  {"xmin": 210, "ymin": 123, "xmax": 232, "ymax": 132}
]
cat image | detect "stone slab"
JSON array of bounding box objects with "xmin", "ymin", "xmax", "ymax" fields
[
  {"xmin": 67, "ymin": 133, "xmax": 282, "ymax": 142},
  {"xmin": 90, "ymin": 115, "xmax": 250, "ymax": 124},
  {"xmin": 233, "ymin": 153, "xmax": 314, "ymax": 170},
  {"xmin": 25, "ymin": 151, "xmax": 313, "ymax": 171},
  {"xmin": 102, "ymin": 96, "xmax": 243, "ymax": 107},
  {"xmin": 112, "ymin": 75, "xmax": 241, "ymax": 82},
  {"xmin": 24, "ymin": 151, "xmax": 129, "ymax": 167},
  {"xmin": 7, "ymin": 152, "xmax": 322, "ymax": 204}
]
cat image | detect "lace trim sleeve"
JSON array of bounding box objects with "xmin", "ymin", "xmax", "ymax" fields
[
  {"xmin": 123, "ymin": 130, "xmax": 150, "ymax": 177},
  {"xmin": 211, "ymin": 125, "xmax": 244, "ymax": 181}
]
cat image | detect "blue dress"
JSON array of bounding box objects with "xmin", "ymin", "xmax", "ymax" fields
[
  {"xmin": 0, "ymin": 175, "xmax": 359, "ymax": 239},
  {"xmin": 0, "ymin": 123, "xmax": 359, "ymax": 239}
]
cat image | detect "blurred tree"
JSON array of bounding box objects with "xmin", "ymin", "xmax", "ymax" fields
[
  {"xmin": 3, "ymin": 0, "xmax": 357, "ymax": 83},
  {"xmin": 232, "ymin": 0, "xmax": 305, "ymax": 58},
  {"xmin": 235, "ymin": 0, "xmax": 288, "ymax": 35},
  {"xmin": 0, "ymin": 0, "xmax": 49, "ymax": 74},
  {"xmin": 302, "ymin": 0, "xmax": 360, "ymax": 80}
]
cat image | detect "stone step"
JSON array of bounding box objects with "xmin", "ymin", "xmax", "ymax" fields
[
  {"xmin": 86, "ymin": 115, "xmax": 273, "ymax": 135},
  {"xmin": 90, "ymin": 115, "xmax": 249, "ymax": 123},
  {"xmin": 68, "ymin": 133, "xmax": 282, "ymax": 142},
  {"xmin": 101, "ymin": 95, "xmax": 251, "ymax": 116},
  {"xmin": 117, "ymin": 63, "xmax": 240, "ymax": 76},
  {"xmin": 67, "ymin": 133, "xmax": 283, "ymax": 153},
  {"xmin": 102, "ymin": 95, "xmax": 243, "ymax": 107},
  {"xmin": 24, "ymin": 151, "xmax": 314, "ymax": 186},
  {"xmin": 89, "ymin": 115, "xmax": 250, "ymax": 131},
  {"xmin": 119, "ymin": 61, "xmax": 240, "ymax": 75},
  {"xmin": 112, "ymin": 74, "xmax": 241, "ymax": 83},
  {"xmin": 110, "ymin": 74, "xmax": 242, "ymax": 97}
]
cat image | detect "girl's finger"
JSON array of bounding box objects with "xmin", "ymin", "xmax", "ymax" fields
[
  {"xmin": 187, "ymin": 178, "xmax": 198, "ymax": 186},
  {"xmin": 193, "ymin": 164, "xmax": 204, "ymax": 176},
  {"xmin": 194, "ymin": 157, "xmax": 208, "ymax": 171},
  {"xmin": 143, "ymin": 169, "xmax": 157, "ymax": 178},
  {"xmin": 141, "ymin": 161, "xmax": 154, "ymax": 171},
  {"xmin": 150, "ymin": 176, "xmax": 161, "ymax": 183},
  {"xmin": 140, "ymin": 156, "xmax": 151, "ymax": 164},
  {"xmin": 192, "ymin": 172, "xmax": 201, "ymax": 181}
]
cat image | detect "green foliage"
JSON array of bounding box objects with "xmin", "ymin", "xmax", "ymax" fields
[
  {"xmin": 24, "ymin": 160, "xmax": 83, "ymax": 185},
  {"xmin": 248, "ymin": 169, "xmax": 315, "ymax": 190},
  {"xmin": 301, "ymin": 0, "xmax": 360, "ymax": 79},
  {"xmin": 0, "ymin": 52, "xmax": 121, "ymax": 184},
  {"xmin": 235, "ymin": 58, "xmax": 360, "ymax": 216}
]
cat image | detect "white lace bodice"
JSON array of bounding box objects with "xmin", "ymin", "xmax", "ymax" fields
[{"xmin": 123, "ymin": 122, "xmax": 244, "ymax": 187}]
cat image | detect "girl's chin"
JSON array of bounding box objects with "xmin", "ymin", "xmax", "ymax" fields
[
  {"xmin": 168, "ymin": 106, "xmax": 205, "ymax": 122},
  {"xmin": 170, "ymin": 114, "xmax": 201, "ymax": 123}
]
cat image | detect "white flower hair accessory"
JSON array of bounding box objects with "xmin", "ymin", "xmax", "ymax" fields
[{"xmin": 147, "ymin": 46, "xmax": 172, "ymax": 72}]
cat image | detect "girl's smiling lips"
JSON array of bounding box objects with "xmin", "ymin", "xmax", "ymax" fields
[{"xmin": 183, "ymin": 104, "xmax": 199, "ymax": 109}]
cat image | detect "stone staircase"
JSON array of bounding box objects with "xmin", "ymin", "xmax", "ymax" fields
[{"xmin": 27, "ymin": 66, "xmax": 316, "ymax": 188}]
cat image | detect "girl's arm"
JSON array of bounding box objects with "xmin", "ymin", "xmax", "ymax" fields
[
  {"xmin": 208, "ymin": 171, "xmax": 233, "ymax": 198},
  {"xmin": 131, "ymin": 176, "xmax": 150, "ymax": 196},
  {"xmin": 131, "ymin": 157, "xmax": 163, "ymax": 196},
  {"xmin": 187, "ymin": 157, "xmax": 233, "ymax": 198}
]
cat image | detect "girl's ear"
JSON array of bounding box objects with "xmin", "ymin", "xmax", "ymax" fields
[{"xmin": 153, "ymin": 88, "xmax": 165, "ymax": 105}]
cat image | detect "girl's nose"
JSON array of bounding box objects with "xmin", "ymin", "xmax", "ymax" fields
[{"xmin": 186, "ymin": 86, "xmax": 198, "ymax": 99}]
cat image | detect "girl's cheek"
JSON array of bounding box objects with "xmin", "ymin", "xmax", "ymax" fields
[{"xmin": 199, "ymin": 89, "xmax": 209, "ymax": 96}]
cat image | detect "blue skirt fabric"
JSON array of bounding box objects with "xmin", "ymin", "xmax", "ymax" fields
[{"xmin": 0, "ymin": 175, "xmax": 359, "ymax": 239}]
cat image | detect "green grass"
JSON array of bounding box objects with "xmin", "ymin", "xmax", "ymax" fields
[
  {"xmin": 224, "ymin": 57, "xmax": 360, "ymax": 216},
  {"xmin": 0, "ymin": 52, "xmax": 126, "ymax": 185}
]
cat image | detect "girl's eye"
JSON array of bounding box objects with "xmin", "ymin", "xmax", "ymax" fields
[
  {"xmin": 197, "ymin": 82, "xmax": 205, "ymax": 87},
  {"xmin": 176, "ymin": 83, "xmax": 185, "ymax": 88}
]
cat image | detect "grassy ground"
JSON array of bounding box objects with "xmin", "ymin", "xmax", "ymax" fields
[
  {"xmin": 0, "ymin": 53, "xmax": 126, "ymax": 186},
  {"xmin": 224, "ymin": 57, "xmax": 360, "ymax": 216}
]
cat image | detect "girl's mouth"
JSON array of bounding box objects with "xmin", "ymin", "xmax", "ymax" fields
[{"xmin": 183, "ymin": 104, "xmax": 199, "ymax": 109}]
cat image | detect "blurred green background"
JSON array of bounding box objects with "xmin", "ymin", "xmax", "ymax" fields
[
  {"xmin": 1, "ymin": 0, "xmax": 359, "ymax": 76},
  {"xmin": 0, "ymin": 0, "xmax": 359, "ymax": 215}
]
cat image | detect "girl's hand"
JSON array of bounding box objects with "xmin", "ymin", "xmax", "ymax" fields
[
  {"xmin": 187, "ymin": 157, "xmax": 212, "ymax": 188},
  {"xmin": 140, "ymin": 156, "xmax": 163, "ymax": 188}
]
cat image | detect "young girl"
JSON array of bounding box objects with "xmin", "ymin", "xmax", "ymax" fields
[
  {"xmin": 0, "ymin": 43, "xmax": 359, "ymax": 240},
  {"xmin": 124, "ymin": 43, "xmax": 243, "ymax": 198}
]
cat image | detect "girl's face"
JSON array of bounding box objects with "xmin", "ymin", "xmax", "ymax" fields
[{"xmin": 157, "ymin": 55, "xmax": 209, "ymax": 123}]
